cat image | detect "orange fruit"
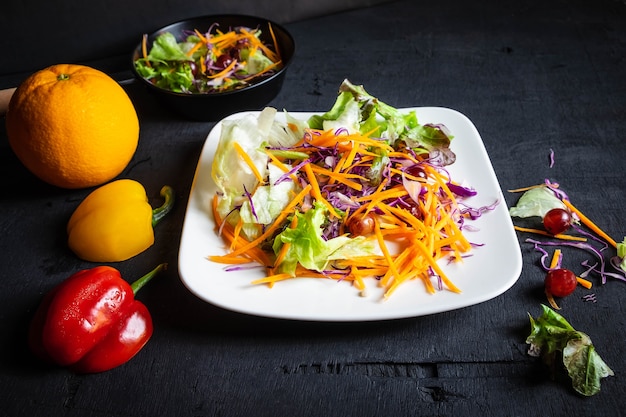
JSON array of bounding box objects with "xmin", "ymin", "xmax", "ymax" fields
[{"xmin": 5, "ymin": 64, "xmax": 139, "ymax": 189}]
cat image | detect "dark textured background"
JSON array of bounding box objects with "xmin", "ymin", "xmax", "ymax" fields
[
  {"xmin": 1, "ymin": 0, "xmax": 625, "ymax": 416},
  {"xmin": 0, "ymin": 0, "xmax": 393, "ymax": 80}
]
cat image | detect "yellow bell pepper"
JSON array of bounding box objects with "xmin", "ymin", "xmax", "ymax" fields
[{"xmin": 67, "ymin": 179, "xmax": 174, "ymax": 262}]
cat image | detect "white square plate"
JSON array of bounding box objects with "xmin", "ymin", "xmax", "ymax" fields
[{"xmin": 178, "ymin": 108, "xmax": 522, "ymax": 321}]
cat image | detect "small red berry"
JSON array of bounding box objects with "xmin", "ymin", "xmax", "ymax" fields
[
  {"xmin": 543, "ymin": 208, "xmax": 572, "ymax": 235},
  {"xmin": 544, "ymin": 268, "xmax": 577, "ymax": 297}
]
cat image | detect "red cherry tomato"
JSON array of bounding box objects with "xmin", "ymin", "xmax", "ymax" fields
[
  {"xmin": 545, "ymin": 268, "xmax": 577, "ymax": 297},
  {"xmin": 543, "ymin": 208, "xmax": 572, "ymax": 235}
]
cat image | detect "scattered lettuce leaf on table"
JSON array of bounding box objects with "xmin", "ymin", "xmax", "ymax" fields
[
  {"xmin": 526, "ymin": 305, "xmax": 614, "ymax": 396},
  {"xmin": 509, "ymin": 186, "xmax": 566, "ymax": 219}
]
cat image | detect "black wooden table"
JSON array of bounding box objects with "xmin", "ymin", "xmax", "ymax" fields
[{"xmin": 2, "ymin": 0, "xmax": 625, "ymax": 415}]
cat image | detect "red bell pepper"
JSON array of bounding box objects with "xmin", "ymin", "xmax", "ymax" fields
[{"xmin": 28, "ymin": 263, "xmax": 166, "ymax": 373}]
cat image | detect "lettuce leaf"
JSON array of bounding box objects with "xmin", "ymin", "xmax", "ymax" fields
[
  {"xmin": 526, "ymin": 305, "xmax": 614, "ymax": 396},
  {"xmin": 239, "ymin": 163, "xmax": 296, "ymax": 229},
  {"xmin": 244, "ymin": 48, "xmax": 276, "ymax": 75},
  {"xmin": 133, "ymin": 32, "xmax": 197, "ymax": 93},
  {"xmin": 307, "ymin": 79, "xmax": 455, "ymax": 167},
  {"xmin": 617, "ymin": 237, "xmax": 626, "ymax": 272},
  {"xmin": 211, "ymin": 107, "xmax": 309, "ymax": 240},
  {"xmin": 272, "ymin": 202, "xmax": 377, "ymax": 275},
  {"xmin": 212, "ymin": 108, "xmax": 281, "ymax": 225},
  {"xmin": 145, "ymin": 32, "xmax": 189, "ymax": 61},
  {"xmin": 509, "ymin": 186, "xmax": 566, "ymax": 218}
]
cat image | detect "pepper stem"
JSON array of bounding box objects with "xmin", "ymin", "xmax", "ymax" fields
[
  {"xmin": 152, "ymin": 185, "xmax": 175, "ymax": 227},
  {"xmin": 131, "ymin": 263, "xmax": 167, "ymax": 295}
]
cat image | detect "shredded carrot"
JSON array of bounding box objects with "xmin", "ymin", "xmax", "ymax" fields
[
  {"xmin": 374, "ymin": 219, "xmax": 401, "ymax": 287},
  {"xmin": 550, "ymin": 249, "xmax": 562, "ymax": 269},
  {"xmin": 309, "ymin": 163, "xmax": 364, "ymax": 191},
  {"xmin": 273, "ymin": 242, "xmax": 291, "ymax": 267},
  {"xmin": 562, "ymin": 199, "xmax": 617, "ymax": 248},
  {"xmin": 210, "ymin": 123, "xmax": 479, "ymax": 299},
  {"xmin": 186, "ymin": 41, "xmax": 204, "ymax": 57},
  {"xmin": 209, "ymin": 198, "xmax": 270, "ymax": 266},
  {"xmin": 507, "ymin": 184, "xmax": 548, "ymax": 193},
  {"xmin": 209, "ymin": 222, "xmax": 270, "ymax": 266},
  {"xmin": 546, "ymin": 292, "xmax": 560, "ymax": 310},
  {"xmin": 193, "ymin": 29, "xmax": 208, "ymax": 44},
  {"xmin": 546, "ymin": 250, "xmax": 563, "ymax": 310},
  {"xmin": 413, "ymin": 239, "xmax": 462, "ymax": 294},
  {"xmin": 240, "ymin": 61, "xmax": 283, "ymax": 83},
  {"xmin": 251, "ymin": 273, "xmax": 294, "ymax": 285},
  {"xmin": 302, "ymin": 163, "xmax": 338, "ymax": 217},
  {"xmin": 212, "ymin": 184, "xmax": 312, "ymax": 260},
  {"xmin": 231, "ymin": 216, "xmax": 244, "ymax": 250},
  {"xmin": 263, "ymin": 150, "xmax": 299, "ymax": 182},
  {"xmin": 577, "ymin": 277, "xmax": 593, "ymax": 289},
  {"xmin": 233, "ymin": 142, "xmax": 265, "ymax": 184},
  {"xmin": 274, "ymin": 216, "xmax": 298, "ymax": 268},
  {"xmin": 239, "ymin": 27, "xmax": 279, "ymax": 62},
  {"xmin": 207, "ymin": 59, "xmax": 238, "ymax": 79},
  {"xmin": 141, "ymin": 34, "xmax": 151, "ymax": 67},
  {"xmin": 357, "ymin": 186, "xmax": 407, "ymax": 204},
  {"xmin": 514, "ymin": 226, "xmax": 588, "ymax": 242},
  {"xmin": 268, "ymin": 22, "xmax": 280, "ymax": 60}
]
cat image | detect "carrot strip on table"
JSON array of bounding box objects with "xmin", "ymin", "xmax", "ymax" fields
[
  {"xmin": 513, "ymin": 226, "xmax": 588, "ymax": 242},
  {"xmin": 549, "ymin": 249, "xmax": 562, "ymax": 269},
  {"xmin": 562, "ymin": 199, "xmax": 617, "ymax": 248},
  {"xmin": 577, "ymin": 277, "xmax": 593, "ymax": 289}
]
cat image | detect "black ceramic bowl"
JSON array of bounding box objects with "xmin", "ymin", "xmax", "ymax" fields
[{"xmin": 131, "ymin": 15, "xmax": 295, "ymax": 121}]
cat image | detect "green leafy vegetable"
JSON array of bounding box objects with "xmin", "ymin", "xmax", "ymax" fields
[
  {"xmin": 526, "ymin": 305, "xmax": 614, "ymax": 396},
  {"xmin": 134, "ymin": 25, "xmax": 282, "ymax": 94},
  {"xmin": 308, "ymin": 79, "xmax": 456, "ymax": 166},
  {"xmin": 271, "ymin": 202, "xmax": 377, "ymax": 275},
  {"xmin": 211, "ymin": 107, "xmax": 297, "ymax": 239},
  {"xmin": 617, "ymin": 237, "xmax": 626, "ymax": 272},
  {"xmin": 509, "ymin": 186, "xmax": 566, "ymax": 218}
]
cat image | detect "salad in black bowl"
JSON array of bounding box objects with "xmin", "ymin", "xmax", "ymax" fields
[{"xmin": 131, "ymin": 15, "xmax": 295, "ymax": 121}]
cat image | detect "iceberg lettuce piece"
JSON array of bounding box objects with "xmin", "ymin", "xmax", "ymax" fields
[
  {"xmin": 211, "ymin": 108, "xmax": 277, "ymax": 217},
  {"xmin": 264, "ymin": 110, "xmax": 308, "ymax": 148},
  {"xmin": 244, "ymin": 48, "xmax": 275, "ymax": 74},
  {"xmin": 239, "ymin": 163, "xmax": 297, "ymax": 234},
  {"xmin": 146, "ymin": 32, "xmax": 189, "ymax": 61},
  {"xmin": 509, "ymin": 186, "xmax": 566, "ymax": 218}
]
